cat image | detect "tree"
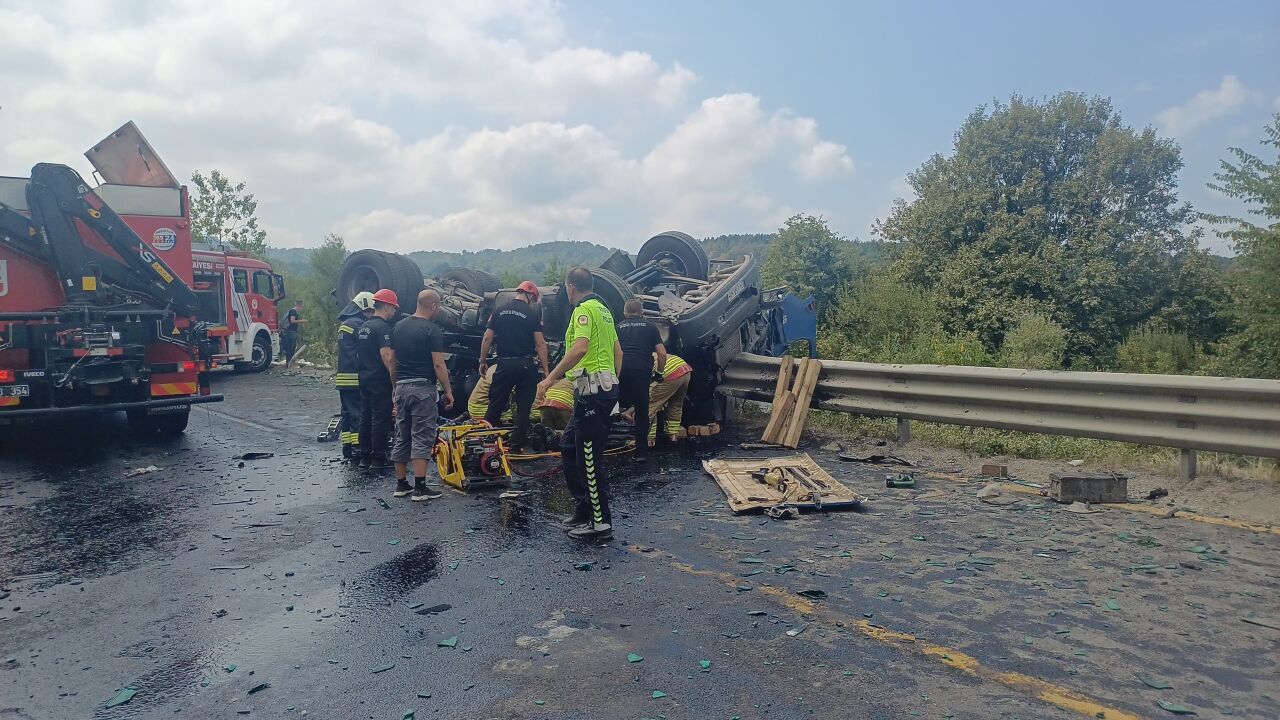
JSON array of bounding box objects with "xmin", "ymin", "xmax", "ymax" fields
[
  {"xmin": 762, "ymin": 214, "xmax": 851, "ymax": 320},
  {"xmin": 1203, "ymin": 114, "xmax": 1280, "ymax": 378},
  {"xmin": 1114, "ymin": 325, "xmax": 1201, "ymax": 375},
  {"xmin": 190, "ymin": 169, "xmax": 268, "ymax": 256},
  {"xmin": 878, "ymin": 93, "xmax": 1226, "ymax": 363},
  {"xmin": 542, "ymin": 258, "xmax": 567, "ymax": 286},
  {"xmin": 294, "ymin": 233, "xmax": 348, "ymax": 366},
  {"xmin": 999, "ymin": 313, "xmax": 1067, "ymax": 370}
]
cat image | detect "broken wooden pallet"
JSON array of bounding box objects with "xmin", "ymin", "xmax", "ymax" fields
[
  {"xmin": 760, "ymin": 356, "xmax": 822, "ymax": 448},
  {"xmin": 703, "ymin": 453, "xmax": 865, "ymax": 514}
]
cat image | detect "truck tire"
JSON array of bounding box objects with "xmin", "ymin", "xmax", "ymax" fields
[
  {"xmin": 126, "ymin": 408, "xmax": 191, "ymax": 436},
  {"xmin": 247, "ymin": 332, "xmax": 272, "ymax": 372},
  {"xmin": 442, "ymin": 267, "xmax": 500, "ymax": 295},
  {"xmin": 637, "ymin": 231, "xmax": 709, "ymax": 281},
  {"xmin": 586, "ymin": 267, "xmax": 634, "ymax": 320},
  {"xmin": 336, "ymin": 250, "xmax": 423, "ymax": 310}
]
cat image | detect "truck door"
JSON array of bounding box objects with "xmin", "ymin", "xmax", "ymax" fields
[{"xmin": 250, "ymin": 269, "xmax": 279, "ymax": 329}]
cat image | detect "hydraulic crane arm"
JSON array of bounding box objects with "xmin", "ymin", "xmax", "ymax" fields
[{"xmin": 24, "ymin": 163, "xmax": 199, "ymax": 316}]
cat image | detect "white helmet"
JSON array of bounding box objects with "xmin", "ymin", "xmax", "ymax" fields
[{"xmin": 352, "ymin": 291, "xmax": 376, "ymax": 311}]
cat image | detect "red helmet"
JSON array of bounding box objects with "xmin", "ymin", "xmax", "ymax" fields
[
  {"xmin": 371, "ymin": 288, "xmax": 399, "ymax": 307},
  {"xmin": 516, "ymin": 280, "xmax": 540, "ymax": 302}
]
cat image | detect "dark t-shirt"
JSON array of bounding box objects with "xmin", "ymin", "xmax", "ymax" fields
[
  {"xmin": 486, "ymin": 300, "xmax": 543, "ymax": 358},
  {"xmin": 392, "ymin": 316, "xmax": 445, "ymax": 382},
  {"xmin": 283, "ymin": 308, "xmax": 300, "ymax": 334},
  {"xmin": 616, "ymin": 317, "xmax": 661, "ymax": 372},
  {"xmin": 356, "ymin": 316, "xmax": 392, "ymax": 385}
]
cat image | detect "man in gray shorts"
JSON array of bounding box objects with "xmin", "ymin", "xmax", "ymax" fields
[{"xmin": 389, "ymin": 289, "xmax": 455, "ymax": 501}]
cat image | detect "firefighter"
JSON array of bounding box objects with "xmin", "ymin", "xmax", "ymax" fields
[
  {"xmin": 357, "ymin": 289, "xmax": 398, "ymax": 471},
  {"xmin": 614, "ymin": 298, "xmax": 666, "ymax": 461},
  {"xmin": 647, "ymin": 352, "xmax": 693, "ymax": 446},
  {"xmin": 536, "ymin": 267, "xmax": 622, "ymax": 541},
  {"xmin": 281, "ymin": 299, "xmax": 305, "ymax": 364},
  {"xmin": 537, "ymin": 379, "xmax": 574, "ymax": 431},
  {"xmin": 466, "ymin": 366, "xmax": 515, "ymax": 423},
  {"xmin": 479, "ymin": 280, "xmax": 548, "ymax": 451},
  {"xmin": 337, "ymin": 291, "xmax": 376, "ymax": 461}
]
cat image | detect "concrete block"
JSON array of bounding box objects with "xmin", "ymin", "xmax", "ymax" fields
[
  {"xmin": 1050, "ymin": 472, "xmax": 1128, "ymax": 504},
  {"xmin": 981, "ymin": 464, "xmax": 1008, "ymax": 478}
]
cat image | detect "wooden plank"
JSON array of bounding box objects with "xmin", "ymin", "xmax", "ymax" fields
[
  {"xmin": 763, "ymin": 394, "xmax": 796, "ymax": 444},
  {"xmin": 761, "ymin": 355, "xmax": 797, "ymax": 443},
  {"xmin": 772, "ymin": 359, "xmax": 812, "ymax": 446},
  {"xmin": 702, "ymin": 453, "xmax": 865, "ymax": 514},
  {"xmin": 781, "ymin": 359, "xmax": 822, "ymax": 448}
]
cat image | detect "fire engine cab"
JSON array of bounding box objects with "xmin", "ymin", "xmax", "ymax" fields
[{"xmin": 191, "ymin": 243, "xmax": 284, "ymax": 372}]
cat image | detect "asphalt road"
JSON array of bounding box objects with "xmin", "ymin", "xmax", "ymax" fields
[{"xmin": 1, "ymin": 369, "xmax": 1277, "ymax": 720}]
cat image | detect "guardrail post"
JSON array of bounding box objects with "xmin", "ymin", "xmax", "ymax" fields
[
  {"xmin": 896, "ymin": 417, "xmax": 912, "ymax": 444},
  {"xmin": 1179, "ymin": 449, "xmax": 1197, "ymax": 481}
]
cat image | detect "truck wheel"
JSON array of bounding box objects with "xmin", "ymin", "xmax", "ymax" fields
[
  {"xmin": 248, "ymin": 333, "xmax": 272, "ymax": 372},
  {"xmin": 337, "ymin": 250, "xmax": 423, "ymax": 310},
  {"xmin": 126, "ymin": 408, "xmax": 191, "ymax": 436},
  {"xmin": 586, "ymin": 267, "xmax": 634, "ymax": 320},
  {"xmin": 442, "ymin": 267, "xmax": 500, "ymax": 295},
  {"xmin": 637, "ymin": 231, "xmax": 709, "ymax": 280}
]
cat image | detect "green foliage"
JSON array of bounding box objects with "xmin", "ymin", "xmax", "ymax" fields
[
  {"xmin": 762, "ymin": 214, "xmax": 852, "ymax": 320},
  {"xmin": 878, "ymin": 92, "xmax": 1226, "ymax": 362},
  {"xmin": 1203, "ymin": 114, "xmax": 1280, "ymax": 379},
  {"xmin": 1000, "ymin": 313, "xmax": 1067, "ymax": 370},
  {"xmin": 189, "ymin": 170, "xmax": 268, "ymax": 256},
  {"xmin": 1113, "ymin": 325, "xmax": 1201, "ymax": 374},
  {"xmin": 276, "ymin": 233, "xmax": 347, "ymax": 366},
  {"xmin": 821, "ymin": 272, "xmax": 993, "ymax": 366},
  {"xmin": 702, "ymin": 233, "xmax": 773, "ymax": 260},
  {"xmin": 410, "ymin": 241, "xmax": 613, "ymax": 280},
  {"xmin": 542, "ymin": 257, "xmax": 567, "ymax": 286}
]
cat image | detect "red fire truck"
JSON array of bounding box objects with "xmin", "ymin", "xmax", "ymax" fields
[
  {"xmin": 192, "ymin": 244, "xmax": 284, "ymax": 372},
  {"xmin": 0, "ymin": 122, "xmax": 225, "ymax": 434}
]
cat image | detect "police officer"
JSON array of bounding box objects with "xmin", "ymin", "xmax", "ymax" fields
[
  {"xmin": 479, "ymin": 280, "xmax": 548, "ymax": 451},
  {"xmin": 536, "ymin": 267, "xmax": 622, "ymax": 541},
  {"xmin": 615, "ymin": 298, "xmax": 666, "ymax": 461},
  {"xmin": 336, "ymin": 291, "xmax": 375, "ymax": 461},
  {"xmin": 356, "ymin": 289, "xmax": 398, "ymax": 471}
]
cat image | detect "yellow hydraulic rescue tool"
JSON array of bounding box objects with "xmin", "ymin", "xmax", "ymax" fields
[{"xmin": 433, "ymin": 422, "xmax": 513, "ymax": 490}]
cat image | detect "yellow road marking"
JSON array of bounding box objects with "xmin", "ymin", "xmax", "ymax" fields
[
  {"xmin": 911, "ymin": 469, "xmax": 1279, "ymax": 536},
  {"xmin": 644, "ymin": 548, "xmax": 1144, "ymax": 720}
]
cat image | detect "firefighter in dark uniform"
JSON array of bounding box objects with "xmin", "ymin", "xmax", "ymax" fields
[
  {"xmin": 479, "ymin": 280, "xmax": 548, "ymax": 451},
  {"xmin": 537, "ymin": 267, "xmax": 622, "ymax": 541},
  {"xmin": 356, "ymin": 289, "xmax": 399, "ymax": 471},
  {"xmin": 336, "ymin": 291, "xmax": 376, "ymax": 461},
  {"xmin": 615, "ymin": 298, "xmax": 666, "ymax": 461}
]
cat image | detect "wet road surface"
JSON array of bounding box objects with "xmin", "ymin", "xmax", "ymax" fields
[{"xmin": 1, "ymin": 369, "xmax": 1277, "ymax": 719}]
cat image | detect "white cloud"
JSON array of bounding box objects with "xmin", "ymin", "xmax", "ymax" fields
[
  {"xmin": 0, "ymin": 1, "xmax": 855, "ymax": 253},
  {"xmin": 1156, "ymin": 75, "xmax": 1251, "ymax": 138}
]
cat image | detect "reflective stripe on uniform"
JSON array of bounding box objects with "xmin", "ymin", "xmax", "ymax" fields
[
  {"xmin": 335, "ymin": 372, "xmax": 360, "ymax": 388},
  {"xmin": 662, "ymin": 354, "xmax": 692, "ymax": 381},
  {"xmin": 340, "ymin": 431, "xmax": 360, "ymax": 444},
  {"xmin": 542, "ymin": 384, "xmax": 574, "ymax": 409},
  {"xmin": 338, "ymin": 324, "xmax": 354, "ymax": 334}
]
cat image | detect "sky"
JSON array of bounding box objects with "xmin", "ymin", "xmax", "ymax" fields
[{"xmin": 1, "ymin": 1, "xmax": 1276, "ymax": 255}]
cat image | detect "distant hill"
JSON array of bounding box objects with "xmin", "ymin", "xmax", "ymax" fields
[{"xmin": 267, "ymin": 234, "xmax": 898, "ymax": 281}]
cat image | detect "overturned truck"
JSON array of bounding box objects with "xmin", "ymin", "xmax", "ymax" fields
[{"xmin": 335, "ymin": 232, "xmax": 816, "ymax": 427}]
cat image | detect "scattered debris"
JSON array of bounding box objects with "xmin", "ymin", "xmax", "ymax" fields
[
  {"xmin": 1240, "ymin": 617, "xmax": 1280, "ymax": 631},
  {"xmin": 838, "ymin": 452, "xmax": 912, "ymax": 467},
  {"xmin": 238, "ymin": 452, "xmax": 275, "ymax": 460},
  {"xmin": 651, "ymin": 691, "xmax": 667, "ymax": 700},
  {"xmin": 704, "ymin": 454, "xmax": 864, "ymax": 514},
  {"xmin": 977, "ymin": 483, "xmax": 1019, "ymax": 506},
  {"xmin": 1140, "ymin": 676, "xmax": 1174, "ymax": 690},
  {"xmin": 1067, "ymin": 459, "xmax": 1084, "ymax": 467},
  {"xmin": 573, "ymin": 561, "xmax": 596, "ymax": 571},
  {"xmin": 1050, "ymin": 471, "xmax": 1128, "ymax": 503},
  {"xmin": 415, "ymin": 603, "xmax": 452, "ymax": 615},
  {"xmin": 437, "ymin": 636, "xmax": 458, "ymax": 648},
  {"xmin": 699, "ymin": 660, "xmax": 712, "ymax": 670},
  {"xmin": 796, "ymin": 589, "xmax": 827, "ymax": 600},
  {"xmin": 371, "ymin": 663, "xmax": 395, "ymax": 673},
  {"xmin": 627, "ymin": 653, "xmax": 643, "ymax": 663},
  {"xmin": 1063, "ymin": 501, "xmax": 1102, "ymax": 514},
  {"xmin": 885, "ymin": 472, "xmax": 916, "ymax": 489},
  {"xmin": 125, "ymin": 465, "xmax": 160, "ymax": 478},
  {"xmin": 979, "ymin": 464, "xmax": 1008, "ymax": 477},
  {"xmin": 247, "ymin": 682, "xmax": 270, "ymax": 694},
  {"xmin": 210, "ymin": 565, "xmax": 250, "ymax": 570},
  {"xmin": 498, "ymin": 490, "xmax": 528, "ymax": 499},
  {"xmin": 739, "ymin": 442, "xmax": 787, "ymax": 451},
  {"xmin": 1155, "ymin": 700, "xmax": 1196, "ymax": 715},
  {"xmin": 105, "ymin": 687, "xmax": 137, "ymax": 708},
  {"xmin": 1146, "ymin": 487, "xmax": 1169, "ymax": 500}
]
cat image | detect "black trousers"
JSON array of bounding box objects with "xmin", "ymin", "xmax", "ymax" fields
[
  {"xmin": 339, "ymin": 388, "xmax": 363, "ymax": 457},
  {"xmin": 618, "ymin": 367, "xmax": 651, "ymax": 455},
  {"xmin": 358, "ymin": 380, "xmax": 393, "ymax": 462},
  {"xmin": 280, "ymin": 332, "xmax": 298, "ymax": 361},
  {"xmin": 485, "ymin": 357, "xmax": 540, "ymax": 450},
  {"xmin": 561, "ymin": 387, "xmax": 617, "ymax": 526}
]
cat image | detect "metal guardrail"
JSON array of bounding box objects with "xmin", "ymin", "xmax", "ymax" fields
[{"xmin": 720, "ymin": 354, "xmax": 1280, "ymax": 460}]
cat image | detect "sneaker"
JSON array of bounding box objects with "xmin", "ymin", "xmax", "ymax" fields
[
  {"xmin": 411, "ymin": 483, "xmax": 443, "ymax": 501},
  {"xmin": 560, "ymin": 512, "xmax": 591, "ymax": 528},
  {"xmin": 568, "ymin": 522, "xmax": 613, "ymax": 541},
  {"xmin": 393, "ymin": 480, "xmax": 413, "ymax": 497}
]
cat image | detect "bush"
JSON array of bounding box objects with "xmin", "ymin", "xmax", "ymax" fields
[
  {"xmin": 1113, "ymin": 325, "xmax": 1202, "ymax": 374},
  {"xmin": 999, "ymin": 313, "xmax": 1067, "ymax": 370}
]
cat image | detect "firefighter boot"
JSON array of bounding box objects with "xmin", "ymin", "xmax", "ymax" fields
[{"xmin": 568, "ymin": 522, "xmax": 613, "ymax": 541}]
